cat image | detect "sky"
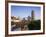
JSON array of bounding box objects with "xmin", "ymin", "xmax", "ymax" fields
[{"xmin": 11, "ymin": 6, "xmax": 41, "ymax": 20}]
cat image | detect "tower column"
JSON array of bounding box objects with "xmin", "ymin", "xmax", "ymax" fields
[{"xmin": 31, "ymin": 10, "xmax": 34, "ymax": 21}]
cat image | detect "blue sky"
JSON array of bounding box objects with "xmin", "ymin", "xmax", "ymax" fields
[{"xmin": 11, "ymin": 6, "xmax": 41, "ymax": 20}]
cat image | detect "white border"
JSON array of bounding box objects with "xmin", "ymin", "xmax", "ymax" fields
[{"xmin": 8, "ymin": 3, "xmax": 43, "ymax": 34}]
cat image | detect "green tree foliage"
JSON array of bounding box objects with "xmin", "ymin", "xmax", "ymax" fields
[{"xmin": 28, "ymin": 20, "xmax": 41, "ymax": 30}]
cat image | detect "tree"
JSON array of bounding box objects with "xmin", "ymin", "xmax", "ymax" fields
[{"xmin": 28, "ymin": 20, "xmax": 40, "ymax": 30}]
